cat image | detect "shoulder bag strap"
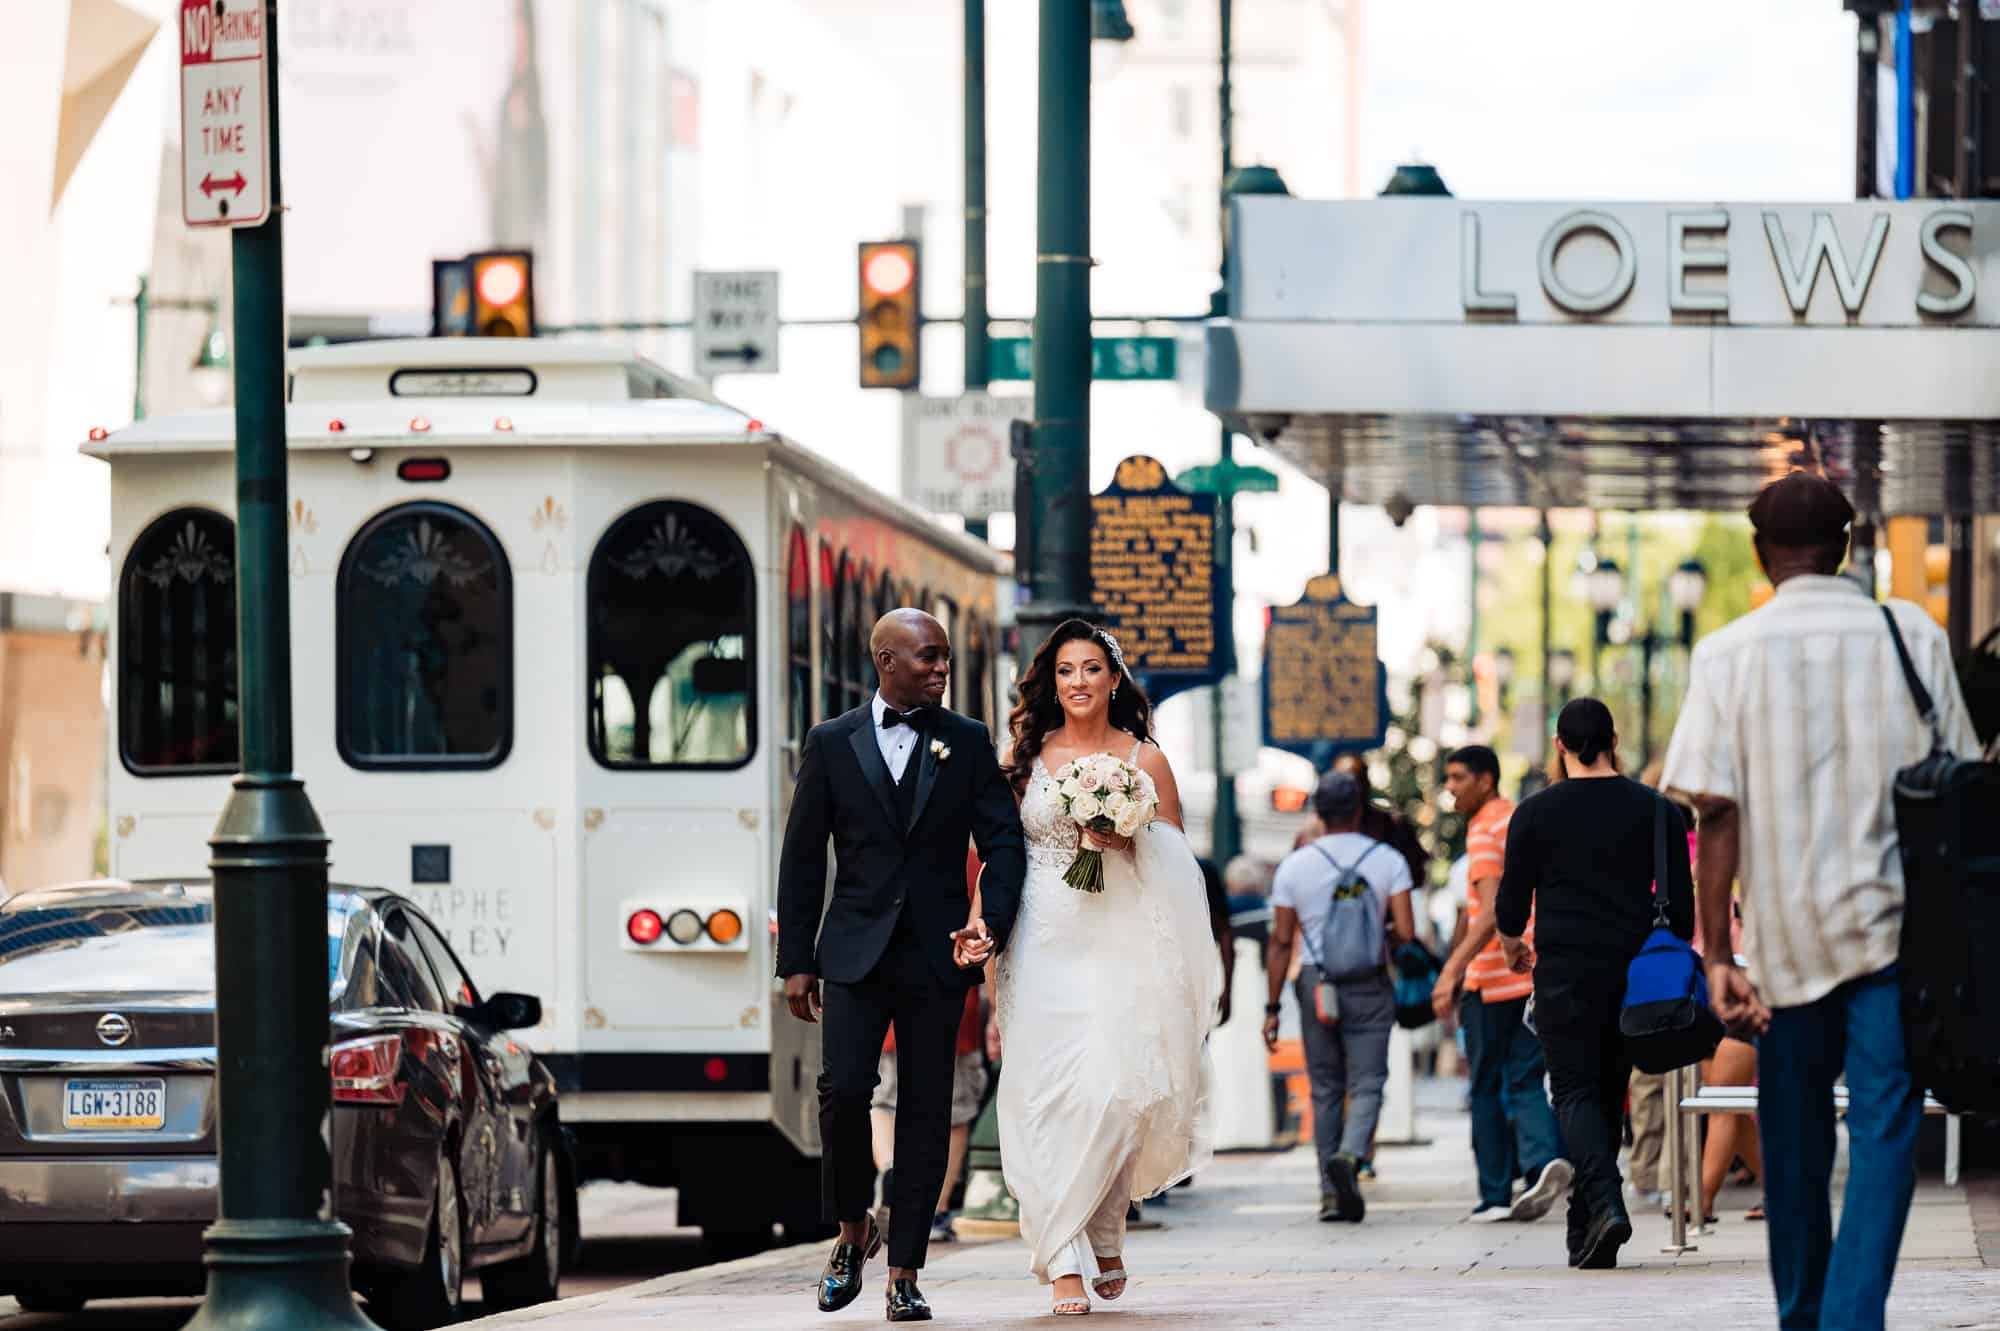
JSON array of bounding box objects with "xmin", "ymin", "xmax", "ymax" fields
[
  {"xmin": 1882, "ymin": 604, "xmax": 1944, "ymax": 753},
  {"xmin": 1651, "ymin": 791, "xmax": 1672, "ymax": 931}
]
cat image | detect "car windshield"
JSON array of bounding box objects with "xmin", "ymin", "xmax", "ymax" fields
[{"xmin": 0, "ymin": 896, "xmax": 349, "ymax": 995}]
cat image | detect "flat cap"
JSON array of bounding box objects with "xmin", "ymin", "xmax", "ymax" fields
[{"xmin": 1747, "ymin": 471, "xmax": 1854, "ymax": 548}]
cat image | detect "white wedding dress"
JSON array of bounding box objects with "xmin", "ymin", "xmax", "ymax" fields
[{"xmin": 996, "ymin": 747, "xmax": 1220, "ymax": 1285}]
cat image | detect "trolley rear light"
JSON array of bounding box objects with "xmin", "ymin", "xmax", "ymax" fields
[
  {"xmin": 664, "ymin": 909, "xmax": 705, "ymax": 945},
  {"xmin": 627, "ymin": 909, "xmax": 664, "ymax": 945},
  {"xmin": 705, "ymin": 909, "xmax": 743, "ymax": 945},
  {"xmin": 397, "ymin": 458, "xmax": 450, "ymax": 482},
  {"xmin": 703, "ymin": 1057, "xmax": 729, "ymax": 1084},
  {"xmin": 331, "ymin": 1033, "xmax": 404, "ymax": 1105}
]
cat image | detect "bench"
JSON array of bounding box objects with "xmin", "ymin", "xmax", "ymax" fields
[{"xmin": 1677, "ymin": 1084, "xmax": 1959, "ymax": 1186}]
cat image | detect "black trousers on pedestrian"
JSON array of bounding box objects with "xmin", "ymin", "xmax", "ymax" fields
[
  {"xmin": 818, "ymin": 910, "xmax": 962, "ymax": 1270},
  {"xmin": 1532, "ymin": 966, "xmax": 1632, "ymax": 1255}
]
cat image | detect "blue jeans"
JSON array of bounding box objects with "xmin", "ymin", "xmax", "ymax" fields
[
  {"xmin": 1462, "ymin": 990, "xmax": 1563, "ymax": 1208},
  {"xmin": 1758, "ymin": 966, "xmax": 1920, "ymax": 1331}
]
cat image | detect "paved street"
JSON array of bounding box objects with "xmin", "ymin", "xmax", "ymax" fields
[
  {"xmin": 455, "ymin": 1089, "xmax": 2000, "ymax": 1330},
  {"xmin": 0, "ymin": 1183, "xmax": 702, "ymax": 1330}
]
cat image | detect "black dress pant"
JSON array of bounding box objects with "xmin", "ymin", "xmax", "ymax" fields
[
  {"xmin": 818, "ymin": 910, "xmax": 962, "ymax": 1270},
  {"xmin": 1532, "ymin": 965, "xmax": 1632, "ymax": 1254}
]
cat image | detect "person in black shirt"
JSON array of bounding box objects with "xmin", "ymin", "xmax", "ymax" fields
[{"xmin": 1494, "ymin": 699, "xmax": 1694, "ymax": 1271}]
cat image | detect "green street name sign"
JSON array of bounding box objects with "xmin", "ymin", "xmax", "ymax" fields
[{"xmin": 989, "ymin": 336, "xmax": 1177, "ymax": 382}]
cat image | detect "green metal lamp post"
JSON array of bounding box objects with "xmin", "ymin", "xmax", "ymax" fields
[{"xmin": 184, "ymin": 4, "xmax": 376, "ymax": 1328}]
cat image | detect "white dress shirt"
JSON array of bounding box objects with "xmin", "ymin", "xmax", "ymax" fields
[
  {"xmin": 1661, "ymin": 576, "xmax": 1980, "ymax": 1009},
  {"xmin": 871, "ymin": 692, "xmax": 922, "ymax": 783}
]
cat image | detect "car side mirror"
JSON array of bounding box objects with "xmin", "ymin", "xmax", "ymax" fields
[{"xmin": 475, "ymin": 992, "xmax": 542, "ymax": 1031}]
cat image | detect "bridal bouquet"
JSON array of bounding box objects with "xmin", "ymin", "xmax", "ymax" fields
[{"xmin": 1049, "ymin": 753, "xmax": 1158, "ymax": 892}]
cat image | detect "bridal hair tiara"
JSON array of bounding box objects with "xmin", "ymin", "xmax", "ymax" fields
[{"xmin": 1095, "ymin": 627, "xmax": 1127, "ymax": 676}]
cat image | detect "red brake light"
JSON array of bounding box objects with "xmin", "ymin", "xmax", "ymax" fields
[
  {"xmin": 627, "ymin": 909, "xmax": 664, "ymax": 945},
  {"xmin": 703, "ymin": 1057, "xmax": 729, "ymax": 1084},
  {"xmin": 397, "ymin": 458, "xmax": 450, "ymax": 483},
  {"xmin": 331, "ymin": 1033, "xmax": 404, "ymax": 1105}
]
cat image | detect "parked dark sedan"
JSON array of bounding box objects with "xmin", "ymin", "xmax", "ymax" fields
[{"xmin": 0, "ymin": 879, "xmax": 572, "ymax": 1328}]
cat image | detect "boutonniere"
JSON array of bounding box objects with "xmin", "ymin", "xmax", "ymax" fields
[{"xmin": 929, "ymin": 737, "xmax": 952, "ymax": 763}]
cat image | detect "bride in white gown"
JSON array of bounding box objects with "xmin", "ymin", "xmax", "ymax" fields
[{"xmin": 968, "ymin": 619, "xmax": 1219, "ymax": 1317}]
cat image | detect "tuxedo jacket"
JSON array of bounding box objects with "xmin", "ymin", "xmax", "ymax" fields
[{"xmin": 775, "ymin": 704, "xmax": 1025, "ymax": 988}]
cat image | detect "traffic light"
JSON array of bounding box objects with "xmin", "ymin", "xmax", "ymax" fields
[
  {"xmin": 432, "ymin": 251, "xmax": 536, "ymax": 338},
  {"xmin": 858, "ymin": 240, "xmax": 920, "ymax": 389}
]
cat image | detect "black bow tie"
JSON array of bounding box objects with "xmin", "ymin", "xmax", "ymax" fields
[{"xmin": 880, "ymin": 706, "xmax": 931, "ymax": 732}]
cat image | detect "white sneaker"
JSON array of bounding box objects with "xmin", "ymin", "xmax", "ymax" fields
[
  {"xmin": 1468, "ymin": 1204, "xmax": 1513, "ymax": 1224},
  {"xmin": 1510, "ymin": 1158, "xmax": 1574, "ymax": 1222}
]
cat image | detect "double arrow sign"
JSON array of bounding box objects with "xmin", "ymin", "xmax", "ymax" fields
[{"xmin": 199, "ymin": 172, "xmax": 248, "ymax": 198}]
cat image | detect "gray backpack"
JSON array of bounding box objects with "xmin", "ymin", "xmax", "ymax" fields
[{"xmin": 1306, "ymin": 840, "xmax": 1389, "ymax": 981}]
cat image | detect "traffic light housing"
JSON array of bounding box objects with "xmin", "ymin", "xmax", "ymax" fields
[
  {"xmin": 858, "ymin": 240, "xmax": 920, "ymax": 389},
  {"xmin": 432, "ymin": 251, "xmax": 536, "ymax": 338}
]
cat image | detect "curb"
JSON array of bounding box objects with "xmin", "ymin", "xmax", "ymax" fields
[{"xmin": 457, "ymin": 1238, "xmax": 827, "ymax": 1327}]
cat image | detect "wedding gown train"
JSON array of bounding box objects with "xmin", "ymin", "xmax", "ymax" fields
[{"xmin": 996, "ymin": 751, "xmax": 1220, "ymax": 1284}]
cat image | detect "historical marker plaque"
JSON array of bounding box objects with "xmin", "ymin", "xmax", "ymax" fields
[
  {"xmin": 1262, "ymin": 574, "xmax": 1389, "ymax": 757},
  {"xmin": 1090, "ymin": 455, "xmax": 1220, "ymax": 697}
]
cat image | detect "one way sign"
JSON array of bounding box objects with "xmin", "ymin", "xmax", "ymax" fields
[{"xmin": 694, "ymin": 271, "xmax": 780, "ymax": 377}]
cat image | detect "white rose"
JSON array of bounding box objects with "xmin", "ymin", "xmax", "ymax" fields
[
  {"xmin": 1107, "ymin": 768, "xmax": 1130, "ymax": 793},
  {"xmin": 1077, "ymin": 767, "xmax": 1103, "ymax": 793},
  {"xmin": 1113, "ymin": 803, "xmax": 1147, "ymax": 838},
  {"xmin": 1102, "ymin": 791, "xmax": 1130, "ymax": 817},
  {"xmin": 1071, "ymin": 792, "xmax": 1103, "ymax": 823},
  {"xmin": 1060, "ymin": 778, "xmax": 1083, "ymax": 800}
]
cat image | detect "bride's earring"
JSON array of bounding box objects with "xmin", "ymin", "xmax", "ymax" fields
[{"xmin": 1111, "ymin": 687, "xmax": 1119, "ymax": 701}]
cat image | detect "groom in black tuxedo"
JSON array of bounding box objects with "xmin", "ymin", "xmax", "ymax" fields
[{"xmin": 777, "ymin": 608, "xmax": 1025, "ymax": 1321}]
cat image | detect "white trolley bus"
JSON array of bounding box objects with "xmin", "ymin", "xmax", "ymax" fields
[{"xmin": 89, "ymin": 340, "xmax": 1009, "ymax": 1248}]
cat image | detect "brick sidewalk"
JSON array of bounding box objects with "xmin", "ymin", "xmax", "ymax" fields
[{"xmin": 463, "ymin": 1089, "xmax": 2000, "ymax": 1330}]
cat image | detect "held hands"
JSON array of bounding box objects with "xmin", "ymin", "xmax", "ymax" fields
[
  {"xmin": 1707, "ymin": 959, "xmax": 1771, "ymax": 1038},
  {"xmin": 1430, "ymin": 964, "xmax": 1462, "ymax": 1022},
  {"xmin": 783, "ymin": 974, "xmax": 822, "ymax": 1024},
  {"xmin": 1499, "ymin": 933, "xmax": 1535, "ymax": 975},
  {"xmin": 951, "ymin": 916, "xmax": 995, "ymax": 968}
]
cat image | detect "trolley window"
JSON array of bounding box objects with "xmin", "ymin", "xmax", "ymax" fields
[
  {"xmin": 119, "ymin": 508, "xmax": 241, "ymax": 775},
  {"xmin": 847, "ymin": 562, "xmax": 872, "ymax": 710},
  {"xmin": 588, "ymin": 500, "xmax": 755, "ymax": 769},
  {"xmin": 786, "ymin": 526, "xmax": 812, "ymax": 745},
  {"xmin": 338, "ymin": 502, "xmax": 512, "ymax": 770},
  {"xmin": 820, "ymin": 541, "xmax": 841, "ymax": 721}
]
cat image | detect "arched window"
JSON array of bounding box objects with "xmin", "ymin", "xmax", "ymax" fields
[
  {"xmin": 848, "ymin": 562, "xmax": 872, "ymax": 710},
  {"xmin": 876, "ymin": 571, "xmax": 897, "ymax": 623},
  {"xmin": 587, "ymin": 500, "xmax": 754, "ymax": 769},
  {"xmin": 785, "ymin": 526, "xmax": 811, "ymax": 745},
  {"xmin": 338, "ymin": 502, "xmax": 511, "ymax": 769},
  {"xmin": 820, "ymin": 541, "xmax": 841, "ymax": 721},
  {"xmin": 119, "ymin": 507, "xmax": 239, "ymax": 774}
]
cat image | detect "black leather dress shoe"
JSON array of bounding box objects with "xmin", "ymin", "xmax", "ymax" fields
[
  {"xmin": 816, "ymin": 1212, "xmax": 883, "ymax": 1313},
  {"xmin": 885, "ymin": 1278, "xmax": 933, "ymax": 1322}
]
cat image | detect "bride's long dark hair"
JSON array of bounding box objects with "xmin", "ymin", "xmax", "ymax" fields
[{"xmin": 1004, "ymin": 619, "xmax": 1154, "ymax": 796}]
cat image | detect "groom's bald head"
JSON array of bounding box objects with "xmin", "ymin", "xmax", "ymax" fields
[{"xmin": 872, "ymin": 609, "xmax": 951, "ymax": 710}]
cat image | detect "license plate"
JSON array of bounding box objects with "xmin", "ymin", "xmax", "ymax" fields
[{"xmin": 62, "ymin": 1078, "xmax": 167, "ymax": 1131}]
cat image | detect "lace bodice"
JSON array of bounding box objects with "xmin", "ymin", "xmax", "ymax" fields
[{"xmin": 1021, "ymin": 756, "xmax": 1084, "ymax": 867}]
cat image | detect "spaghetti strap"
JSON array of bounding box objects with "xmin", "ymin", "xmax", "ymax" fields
[{"xmin": 1128, "ymin": 737, "xmax": 1145, "ymax": 764}]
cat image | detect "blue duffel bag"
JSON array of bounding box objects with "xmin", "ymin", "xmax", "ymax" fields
[{"xmin": 1619, "ymin": 794, "xmax": 1723, "ymax": 1074}]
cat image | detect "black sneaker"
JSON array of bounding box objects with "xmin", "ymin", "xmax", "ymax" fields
[
  {"xmin": 1575, "ymin": 1210, "xmax": 1633, "ymax": 1270},
  {"xmin": 1326, "ymin": 1153, "xmax": 1366, "ymax": 1223},
  {"xmin": 1318, "ymin": 1191, "xmax": 1342, "ymax": 1223}
]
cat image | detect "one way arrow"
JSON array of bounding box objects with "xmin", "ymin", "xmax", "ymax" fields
[
  {"xmin": 706, "ymin": 343, "xmax": 764, "ymax": 364},
  {"xmin": 200, "ymin": 172, "xmax": 247, "ymax": 198}
]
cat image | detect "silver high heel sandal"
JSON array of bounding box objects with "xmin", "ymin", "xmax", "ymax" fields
[
  {"xmin": 1052, "ymin": 1287, "xmax": 1091, "ymax": 1316},
  {"xmin": 1090, "ymin": 1266, "xmax": 1129, "ymax": 1302}
]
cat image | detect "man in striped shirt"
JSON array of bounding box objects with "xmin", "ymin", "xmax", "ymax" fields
[
  {"xmin": 1663, "ymin": 472, "xmax": 1981, "ymax": 1331},
  {"xmin": 1433, "ymin": 745, "xmax": 1570, "ymax": 1223}
]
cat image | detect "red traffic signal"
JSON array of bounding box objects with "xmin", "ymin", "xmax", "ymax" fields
[{"xmin": 858, "ymin": 240, "xmax": 919, "ymax": 389}]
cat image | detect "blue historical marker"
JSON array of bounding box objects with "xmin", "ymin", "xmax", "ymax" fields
[
  {"xmin": 1261, "ymin": 574, "xmax": 1390, "ymax": 760},
  {"xmin": 1089, "ymin": 455, "xmax": 1223, "ymax": 704}
]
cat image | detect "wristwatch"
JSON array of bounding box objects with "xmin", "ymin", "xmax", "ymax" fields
[{"xmin": 1264, "ymin": 1002, "xmax": 1282, "ymax": 1016}]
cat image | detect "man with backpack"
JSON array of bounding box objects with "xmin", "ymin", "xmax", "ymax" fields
[
  {"xmin": 1662, "ymin": 473, "xmax": 1982, "ymax": 1331},
  {"xmin": 1263, "ymin": 769, "xmax": 1416, "ymax": 1222}
]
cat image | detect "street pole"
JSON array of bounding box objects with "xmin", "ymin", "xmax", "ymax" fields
[
  {"xmin": 1538, "ymin": 510, "xmax": 1552, "ymax": 765},
  {"xmin": 1466, "ymin": 511, "xmax": 1481, "ymax": 729},
  {"xmin": 134, "ymin": 274, "xmax": 150, "ymax": 423},
  {"xmin": 1018, "ymin": 0, "xmax": 1094, "ymax": 673},
  {"xmin": 186, "ymin": 4, "xmax": 373, "ymax": 1327},
  {"xmin": 963, "ymin": 0, "xmax": 990, "ymax": 544},
  {"xmin": 1209, "ymin": 0, "xmax": 1241, "ymax": 862}
]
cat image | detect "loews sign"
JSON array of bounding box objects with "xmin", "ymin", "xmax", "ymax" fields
[{"xmin": 1231, "ymin": 200, "xmax": 2000, "ymax": 328}]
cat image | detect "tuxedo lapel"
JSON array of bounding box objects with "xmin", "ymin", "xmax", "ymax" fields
[
  {"xmin": 846, "ymin": 712, "xmax": 902, "ymax": 834},
  {"xmin": 906, "ymin": 726, "xmax": 942, "ymax": 835}
]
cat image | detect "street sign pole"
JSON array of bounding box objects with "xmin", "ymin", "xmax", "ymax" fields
[
  {"xmin": 1017, "ymin": 0, "xmax": 1094, "ymax": 673},
  {"xmin": 184, "ymin": 4, "xmax": 374, "ymax": 1328}
]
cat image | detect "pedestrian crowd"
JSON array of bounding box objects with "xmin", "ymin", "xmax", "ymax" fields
[{"xmin": 777, "ymin": 471, "xmax": 1992, "ymax": 1330}]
